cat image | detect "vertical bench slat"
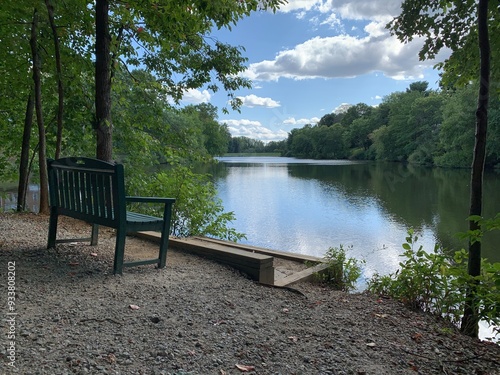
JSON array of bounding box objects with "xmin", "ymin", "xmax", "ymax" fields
[
  {"xmin": 90, "ymin": 173, "xmax": 98, "ymax": 216},
  {"xmin": 96, "ymin": 173, "xmax": 105, "ymax": 218},
  {"xmin": 83, "ymin": 173, "xmax": 92, "ymax": 215},
  {"xmin": 61, "ymin": 170, "xmax": 70, "ymax": 209},
  {"xmin": 104, "ymin": 174, "xmax": 113, "ymax": 219},
  {"xmin": 74, "ymin": 171, "xmax": 82, "ymax": 213},
  {"xmin": 68, "ymin": 171, "xmax": 76, "ymax": 211}
]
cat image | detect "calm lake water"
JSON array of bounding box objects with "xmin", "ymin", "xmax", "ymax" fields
[{"xmin": 210, "ymin": 157, "xmax": 500, "ymax": 284}]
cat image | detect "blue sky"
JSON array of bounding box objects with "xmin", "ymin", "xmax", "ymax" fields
[{"xmin": 179, "ymin": 0, "xmax": 450, "ymax": 142}]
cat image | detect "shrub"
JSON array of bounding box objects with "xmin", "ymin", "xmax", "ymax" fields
[
  {"xmin": 127, "ymin": 166, "xmax": 246, "ymax": 242},
  {"xmin": 368, "ymin": 228, "xmax": 500, "ymax": 332},
  {"xmin": 313, "ymin": 245, "xmax": 364, "ymax": 292}
]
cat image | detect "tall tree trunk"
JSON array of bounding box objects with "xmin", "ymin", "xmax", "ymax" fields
[
  {"xmin": 461, "ymin": 0, "xmax": 490, "ymax": 338},
  {"xmin": 95, "ymin": 0, "xmax": 113, "ymax": 162},
  {"xmin": 45, "ymin": 0, "xmax": 64, "ymax": 159},
  {"xmin": 17, "ymin": 91, "xmax": 35, "ymax": 212},
  {"xmin": 30, "ymin": 9, "xmax": 50, "ymax": 215}
]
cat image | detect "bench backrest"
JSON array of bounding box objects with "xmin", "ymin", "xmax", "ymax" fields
[{"xmin": 47, "ymin": 157, "xmax": 127, "ymax": 228}]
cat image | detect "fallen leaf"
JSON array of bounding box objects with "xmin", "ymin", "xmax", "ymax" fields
[
  {"xmin": 235, "ymin": 364, "xmax": 255, "ymax": 372},
  {"xmin": 129, "ymin": 304, "xmax": 140, "ymax": 310},
  {"xmin": 412, "ymin": 333, "xmax": 423, "ymax": 342}
]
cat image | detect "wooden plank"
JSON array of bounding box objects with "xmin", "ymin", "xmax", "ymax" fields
[
  {"xmin": 137, "ymin": 233, "xmax": 275, "ymax": 284},
  {"xmin": 274, "ymin": 263, "xmax": 329, "ymax": 287},
  {"xmin": 192, "ymin": 236, "xmax": 323, "ymax": 264}
]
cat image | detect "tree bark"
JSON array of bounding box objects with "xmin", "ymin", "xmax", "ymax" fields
[
  {"xmin": 95, "ymin": 0, "xmax": 113, "ymax": 162},
  {"xmin": 45, "ymin": 0, "xmax": 64, "ymax": 159},
  {"xmin": 17, "ymin": 91, "xmax": 34, "ymax": 212},
  {"xmin": 30, "ymin": 8, "xmax": 50, "ymax": 215},
  {"xmin": 461, "ymin": 0, "xmax": 490, "ymax": 338}
]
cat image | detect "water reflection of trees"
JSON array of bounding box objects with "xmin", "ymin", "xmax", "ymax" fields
[{"xmin": 286, "ymin": 162, "xmax": 500, "ymax": 262}]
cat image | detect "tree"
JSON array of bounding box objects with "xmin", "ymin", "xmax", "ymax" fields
[
  {"xmin": 1, "ymin": 1, "xmax": 95, "ymax": 211},
  {"xmin": 406, "ymin": 94, "xmax": 444, "ymax": 165},
  {"xmin": 389, "ymin": 0, "xmax": 495, "ymax": 337},
  {"xmin": 317, "ymin": 113, "xmax": 338, "ymax": 127},
  {"xmin": 340, "ymin": 103, "xmax": 373, "ymax": 128},
  {"xmin": 30, "ymin": 8, "xmax": 49, "ymax": 215},
  {"xmin": 181, "ymin": 103, "xmax": 230, "ymax": 156},
  {"xmin": 94, "ymin": 0, "xmax": 285, "ymax": 161},
  {"xmin": 434, "ymin": 85, "xmax": 477, "ymax": 168},
  {"xmin": 95, "ymin": 0, "xmax": 112, "ymax": 161},
  {"xmin": 406, "ymin": 81, "xmax": 429, "ymax": 94}
]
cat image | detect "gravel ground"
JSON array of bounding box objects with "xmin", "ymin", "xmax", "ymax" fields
[{"xmin": 1, "ymin": 212, "xmax": 499, "ymax": 375}]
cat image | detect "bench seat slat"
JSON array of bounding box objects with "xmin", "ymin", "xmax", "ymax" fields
[{"xmin": 126, "ymin": 211, "xmax": 163, "ymax": 224}]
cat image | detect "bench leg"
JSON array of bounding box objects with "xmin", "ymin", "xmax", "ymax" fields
[
  {"xmin": 158, "ymin": 203, "xmax": 174, "ymax": 269},
  {"xmin": 113, "ymin": 228, "xmax": 126, "ymax": 275},
  {"xmin": 158, "ymin": 231, "xmax": 169, "ymax": 269},
  {"xmin": 47, "ymin": 208, "xmax": 58, "ymax": 249},
  {"xmin": 90, "ymin": 224, "xmax": 99, "ymax": 245}
]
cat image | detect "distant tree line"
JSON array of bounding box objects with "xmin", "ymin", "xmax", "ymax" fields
[
  {"xmin": 250, "ymin": 81, "xmax": 500, "ymax": 168},
  {"xmin": 227, "ymin": 136, "xmax": 284, "ymax": 154}
]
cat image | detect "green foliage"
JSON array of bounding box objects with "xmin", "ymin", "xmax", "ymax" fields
[
  {"xmin": 434, "ymin": 84, "xmax": 476, "ymax": 167},
  {"xmin": 368, "ymin": 229, "xmax": 500, "ymax": 331},
  {"xmin": 127, "ymin": 166, "xmax": 246, "ymax": 242},
  {"xmin": 280, "ymin": 82, "xmax": 500, "ymax": 168},
  {"xmin": 389, "ymin": 0, "xmax": 499, "ymax": 90},
  {"xmin": 226, "ymin": 136, "xmax": 287, "ymax": 155},
  {"xmin": 312, "ymin": 245, "xmax": 364, "ymax": 292}
]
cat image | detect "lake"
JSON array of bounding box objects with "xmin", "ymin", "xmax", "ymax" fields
[{"xmin": 210, "ymin": 157, "xmax": 500, "ymax": 284}]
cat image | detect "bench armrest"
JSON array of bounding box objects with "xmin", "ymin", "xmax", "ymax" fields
[{"xmin": 126, "ymin": 196, "xmax": 176, "ymax": 204}]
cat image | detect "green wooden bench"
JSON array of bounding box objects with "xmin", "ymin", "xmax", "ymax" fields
[{"xmin": 47, "ymin": 157, "xmax": 176, "ymax": 275}]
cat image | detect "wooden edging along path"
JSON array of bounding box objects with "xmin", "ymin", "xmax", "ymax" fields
[{"xmin": 134, "ymin": 232, "xmax": 328, "ymax": 287}]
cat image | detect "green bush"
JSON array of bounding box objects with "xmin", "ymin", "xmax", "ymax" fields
[
  {"xmin": 127, "ymin": 165, "xmax": 246, "ymax": 242},
  {"xmin": 368, "ymin": 228, "xmax": 500, "ymax": 331},
  {"xmin": 313, "ymin": 245, "xmax": 364, "ymax": 292}
]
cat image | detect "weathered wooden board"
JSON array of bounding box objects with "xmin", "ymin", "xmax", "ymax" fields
[
  {"xmin": 137, "ymin": 233, "xmax": 275, "ymax": 285},
  {"xmin": 274, "ymin": 263, "xmax": 330, "ymax": 287},
  {"xmin": 193, "ymin": 236, "xmax": 323, "ymax": 264}
]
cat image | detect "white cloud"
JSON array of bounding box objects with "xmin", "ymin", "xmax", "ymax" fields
[
  {"xmin": 181, "ymin": 88, "xmax": 211, "ymax": 104},
  {"xmin": 238, "ymin": 94, "xmax": 281, "ymax": 108},
  {"xmin": 280, "ymin": 0, "xmax": 402, "ymax": 20},
  {"xmin": 221, "ymin": 119, "xmax": 288, "ymax": 142},
  {"xmin": 242, "ymin": 1, "xmax": 449, "ymax": 83},
  {"xmin": 319, "ymin": 12, "xmax": 343, "ymax": 29},
  {"xmin": 243, "ymin": 32, "xmax": 448, "ymax": 82},
  {"xmin": 283, "ymin": 117, "xmax": 320, "ymax": 125},
  {"xmin": 333, "ymin": 103, "xmax": 351, "ymax": 113}
]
